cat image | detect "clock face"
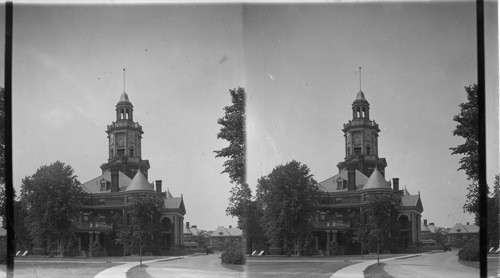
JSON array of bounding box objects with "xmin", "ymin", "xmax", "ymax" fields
[
  {"xmin": 354, "ymin": 133, "xmax": 361, "ymax": 145},
  {"xmin": 117, "ymin": 134, "xmax": 125, "ymax": 146}
]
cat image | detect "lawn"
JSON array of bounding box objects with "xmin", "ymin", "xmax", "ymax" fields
[
  {"xmin": 364, "ymin": 263, "xmax": 394, "ymax": 278},
  {"xmin": 0, "ymin": 261, "xmax": 120, "ymax": 278}
]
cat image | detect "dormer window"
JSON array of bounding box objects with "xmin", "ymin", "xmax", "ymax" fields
[
  {"xmin": 336, "ymin": 177, "xmax": 346, "ymax": 190},
  {"xmin": 100, "ymin": 179, "xmax": 107, "ymax": 191}
]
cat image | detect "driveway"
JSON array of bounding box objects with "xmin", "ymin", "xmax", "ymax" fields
[
  {"xmin": 383, "ymin": 251, "xmax": 479, "ymax": 278},
  {"xmin": 144, "ymin": 253, "xmax": 355, "ymax": 278}
]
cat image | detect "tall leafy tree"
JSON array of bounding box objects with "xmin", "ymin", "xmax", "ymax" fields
[
  {"xmin": 450, "ymin": 84, "xmax": 481, "ymax": 222},
  {"xmin": 256, "ymin": 160, "xmax": 319, "ymax": 256},
  {"xmin": 127, "ymin": 196, "xmax": 160, "ymax": 266},
  {"xmin": 20, "ymin": 161, "xmax": 86, "ymax": 255},
  {"xmin": 215, "ymin": 87, "xmax": 250, "ymax": 219},
  {"xmin": 364, "ymin": 194, "xmax": 397, "ymax": 264},
  {"xmin": 215, "ymin": 87, "xmax": 259, "ymax": 250}
]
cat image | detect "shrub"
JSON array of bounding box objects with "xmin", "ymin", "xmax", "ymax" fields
[
  {"xmin": 458, "ymin": 238, "xmax": 479, "ymax": 261},
  {"xmin": 220, "ymin": 250, "xmax": 246, "ymax": 265}
]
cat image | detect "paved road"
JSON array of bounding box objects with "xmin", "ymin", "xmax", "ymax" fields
[
  {"xmin": 383, "ymin": 251, "xmax": 480, "ymax": 278},
  {"xmin": 146, "ymin": 254, "xmax": 241, "ymax": 277},
  {"xmin": 145, "ymin": 253, "xmax": 355, "ymax": 278}
]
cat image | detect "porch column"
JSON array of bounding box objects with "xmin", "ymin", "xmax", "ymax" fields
[
  {"xmin": 314, "ymin": 234, "xmax": 318, "ymax": 255},
  {"xmin": 77, "ymin": 234, "xmax": 81, "ymax": 252},
  {"xmin": 332, "ymin": 231, "xmax": 338, "ymax": 243},
  {"xmin": 326, "ymin": 232, "xmax": 331, "ymax": 255},
  {"xmin": 88, "ymin": 232, "xmax": 94, "ymax": 256},
  {"xmin": 95, "ymin": 232, "xmax": 100, "ymax": 245}
]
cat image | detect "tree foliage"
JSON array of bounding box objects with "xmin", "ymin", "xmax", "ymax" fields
[
  {"xmin": 126, "ymin": 196, "xmax": 160, "ymax": 266},
  {"xmin": 256, "ymin": 160, "xmax": 319, "ymax": 256},
  {"xmin": 20, "ymin": 161, "xmax": 86, "ymax": 255},
  {"xmin": 0, "ymin": 87, "xmax": 5, "ymax": 185},
  {"xmin": 353, "ymin": 194, "xmax": 397, "ymax": 253},
  {"xmin": 215, "ymin": 87, "xmax": 246, "ymax": 186},
  {"xmin": 450, "ymin": 84, "xmax": 481, "ymax": 219}
]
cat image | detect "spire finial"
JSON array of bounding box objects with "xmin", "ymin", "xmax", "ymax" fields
[
  {"xmin": 123, "ymin": 68, "xmax": 126, "ymax": 93},
  {"xmin": 359, "ymin": 66, "xmax": 362, "ymax": 91}
]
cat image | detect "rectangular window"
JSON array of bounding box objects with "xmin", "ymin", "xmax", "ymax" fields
[
  {"xmin": 129, "ymin": 148, "xmax": 134, "ymax": 157},
  {"xmin": 335, "ymin": 198, "xmax": 342, "ymax": 204},
  {"xmin": 83, "ymin": 214, "xmax": 89, "ymax": 222},
  {"xmin": 117, "ymin": 149, "xmax": 125, "ymax": 156},
  {"xmin": 354, "ymin": 147, "xmax": 361, "ymax": 155},
  {"xmin": 127, "ymin": 196, "xmax": 132, "ymax": 203},
  {"xmin": 320, "ymin": 212, "xmax": 326, "ymax": 221},
  {"xmin": 98, "ymin": 199, "xmax": 105, "ymax": 205},
  {"xmin": 99, "ymin": 215, "xmax": 106, "ymax": 224}
]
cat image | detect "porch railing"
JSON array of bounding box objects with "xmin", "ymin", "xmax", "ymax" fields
[
  {"xmin": 315, "ymin": 221, "xmax": 350, "ymax": 229},
  {"xmin": 77, "ymin": 222, "xmax": 113, "ymax": 231}
]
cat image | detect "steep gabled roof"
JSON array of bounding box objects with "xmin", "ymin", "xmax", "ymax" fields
[
  {"xmin": 80, "ymin": 171, "xmax": 132, "ymax": 193},
  {"xmin": 318, "ymin": 170, "xmax": 369, "ymax": 192},
  {"xmin": 448, "ymin": 223, "xmax": 479, "ymax": 234},
  {"xmin": 190, "ymin": 227, "xmax": 199, "ymax": 237},
  {"xmin": 421, "ymin": 224, "xmax": 430, "ymax": 232},
  {"xmin": 210, "ymin": 226, "xmax": 242, "ymax": 237},
  {"xmin": 125, "ymin": 171, "xmax": 154, "ymax": 192},
  {"xmin": 363, "ymin": 168, "xmax": 391, "ymax": 190},
  {"xmin": 162, "ymin": 196, "xmax": 186, "ymax": 214},
  {"xmin": 427, "ymin": 224, "xmax": 437, "ymax": 233},
  {"xmin": 183, "ymin": 225, "xmax": 193, "ymax": 235}
]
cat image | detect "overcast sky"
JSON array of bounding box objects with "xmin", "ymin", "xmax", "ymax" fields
[{"xmin": 3, "ymin": 1, "xmax": 499, "ymax": 230}]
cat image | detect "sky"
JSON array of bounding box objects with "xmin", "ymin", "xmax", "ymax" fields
[
  {"xmin": 2, "ymin": 1, "xmax": 499, "ymax": 231},
  {"xmin": 244, "ymin": 2, "xmax": 498, "ymax": 229}
]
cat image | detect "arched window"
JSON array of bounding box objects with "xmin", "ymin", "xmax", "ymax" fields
[
  {"xmin": 120, "ymin": 109, "xmax": 125, "ymax": 120},
  {"xmin": 366, "ymin": 144, "xmax": 371, "ymax": 155},
  {"xmin": 126, "ymin": 109, "xmax": 130, "ymax": 119},
  {"xmin": 362, "ymin": 107, "xmax": 366, "ymax": 118},
  {"xmin": 129, "ymin": 148, "xmax": 134, "ymax": 157}
]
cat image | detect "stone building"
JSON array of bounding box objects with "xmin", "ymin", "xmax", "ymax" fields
[
  {"xmin": 76, "ymin": 92, "xmax": 186, "ymax": 256},
  {"xmin": 209, "ymin": 226, "xmax": 242, "ymax": 249},
  {"xmin": 314, "ymin": 90, "xmax": 423, "ymax": 255},
  {"xmin": 447, "ymin": 222, "xmax": 479, "ymax": 247}
]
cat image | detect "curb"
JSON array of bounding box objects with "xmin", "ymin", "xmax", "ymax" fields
[
  {"xmin": 93, "ymin": 256, "xmax": 183, "ymax": 278},
  {"xmin": 330, "ymin": 253, "xmax": 425, "ymax": 278}
]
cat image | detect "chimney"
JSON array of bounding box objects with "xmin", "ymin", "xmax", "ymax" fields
[
  {"xmin": 111, "ymin": 168, "xmax": 119, "ymax": 192},
  {"xmin": 429, "ymin": 223, "xmax": 434, "ymax": 226},
  {"xmin": 392, "ymin": 178, "xmax": 399, "ymax": 191},
  {"xmin": 155, "ymin": 180, "xmax": 162, "ymax": 193},
  {"xmin": 347, "ymin": 168, "xmax": 356, "ymax": 191},
  {"xmin": 467, "ymin": 222, "xmax": 469, "ymax": 225},
  {"xmin": 186, "ymin": 222, "xmax": 190, "ymax": 228},
  {"xmin": 229, "ymin": 225, "xmax": 232, "ymax": 229},
  {"xmin": 192, "ymin": 225, "xmax": 197, "ymax": 229},
  {"xmin": 424, "ymin": 219, "xmax": 427, "ymax": 226}
]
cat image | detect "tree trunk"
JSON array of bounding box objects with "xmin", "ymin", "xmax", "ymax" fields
[{"xmin": 140, "ymin": 241, "xmax": 143, "ymax": 267}]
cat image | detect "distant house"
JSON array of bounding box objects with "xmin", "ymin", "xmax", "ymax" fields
[
  {"xmin": 448, "ymin": 222, "xmax": 479, "ymax": 247},
  {"xmin": 183, "ymin": 222, "xmax": 200, "ymax": 249},
  {"xmin": 421, "ymin": 219, "xmax": 437, "ymax": 239},
  {"xmin": 209, "ymin": 226, "xmax": 242, "ymax": 249}
]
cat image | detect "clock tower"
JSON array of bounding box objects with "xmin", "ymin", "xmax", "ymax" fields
[
  {"xmin": 337, "ymin": 90, "xmax": 387, "ymax": 180},
  {"xmin": 100, "ymin": 92, "xmax": 150, "ymax": 182}
]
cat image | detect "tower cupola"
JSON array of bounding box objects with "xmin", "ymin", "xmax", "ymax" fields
[
  {"xmin": 337, "ymin": 80, "xmax": 387, "ymax": 178},
  {"xmin": 352, "ymin": 90, "xmax": 370, "ymax": 119},
  {"xmin": 116, "ymin": 92, "xmax": 134, "ymax": 122}
]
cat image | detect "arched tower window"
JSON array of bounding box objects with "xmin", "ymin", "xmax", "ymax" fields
[
  {"xmin": 129, "ymin": 147, "xmax": 134, "ymax": 157},
  {"xmin": 366, "ymin": 144, "xmax": 371, "ymax": 155},
  {"xmin": 120, "ymin": 109, "xmax": 125, "ymax": 120},
  {"xmin": 362, "ymin": 107, "xmax": 366, "ymax": 118},
  {"xmin": 126, "ymin": 109, "xmax": 130, "ymax": 120}
]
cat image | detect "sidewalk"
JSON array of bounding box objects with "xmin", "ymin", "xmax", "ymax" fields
[
  {"xmin": 331, "ymin": 254, "xmax": 421, "ymax": 278},
  {"xmin": 93, "ymin": 256, "xmax": 182, "ymax": 278}
]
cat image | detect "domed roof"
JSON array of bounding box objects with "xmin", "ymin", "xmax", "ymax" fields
[
  {"xmin": 356, "ymin": 90, "xmax": 366, "ymax": 100},
  {"xmin": 119, "ymin": 92, "xmax": 130, "ymax": 103},
  {"xmin": 125, "ymin": 171, "xmax": 154, "ymax": 192},
  {"xmin": 363, "ymin": 168, "xmax": 391, "ymax": 190}
]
